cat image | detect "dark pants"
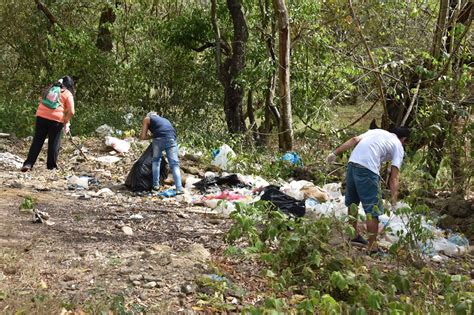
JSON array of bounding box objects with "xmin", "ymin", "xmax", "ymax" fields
[{"xmin": 24, "ymin": 116, "xmax": 64, "ymax": 169}]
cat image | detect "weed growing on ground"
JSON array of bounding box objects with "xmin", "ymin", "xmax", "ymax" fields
[{"xmin": 224, "ymin": 201, "xmax": 474, "ymax": 314}]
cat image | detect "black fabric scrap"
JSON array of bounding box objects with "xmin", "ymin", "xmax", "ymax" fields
[
  {"xmin": 260, "ymin": 185, "xmax": 306, "ymax": 217},
  {"xmin": 193, "ymin": 174, "xmax": 249, "ymax": 192}
]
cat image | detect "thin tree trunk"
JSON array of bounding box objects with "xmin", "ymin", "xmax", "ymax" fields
[
  {"xmin": 272, "ymin": 0, "xmax": 293, "ymax": 151},
  {"xmin": 431, "ymin": 0, "xmax": 450, "ymax": 60},
  {"xmin": 219, "ymin": 0, "xmax": 248, "ymax": 134},
  {"xmin": 210, "ymin": 0, "xmax": 221, "ymax": 77}
]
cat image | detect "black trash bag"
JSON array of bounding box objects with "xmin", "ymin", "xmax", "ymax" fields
[
  {"xmin": 125, "ymin": 144, "xmax": 169, "ymax": 192},
  {"xmin": 260, "ymin": 185, "xmax": 306, "ymax": 217},
  {"xmin": 193, "ymin": 174, "xmax": 249, "ymax": 193}
]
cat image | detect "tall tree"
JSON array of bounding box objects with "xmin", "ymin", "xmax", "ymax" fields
[
  {"xmin": 212, "ymin": 0, "xmax": 248, "ymax": 134},
  {"xmin": 272, "ymin": 0, "xmax": 293, "ymax": 151}
]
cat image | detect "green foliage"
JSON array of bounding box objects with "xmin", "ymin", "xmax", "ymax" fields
[
  {"xmin": 225, "ymin": 201, "xmax": 473, "ymax": 313},
  {"xmin": 19, "ymin": 195, "xmax": 36, "ymax": 211}
]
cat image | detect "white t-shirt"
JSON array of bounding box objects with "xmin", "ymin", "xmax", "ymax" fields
[{"xmin": 349, "ymin": 129, "xmax": 404, "ymax": 176}]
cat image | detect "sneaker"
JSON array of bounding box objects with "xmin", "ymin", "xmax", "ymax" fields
[
  {"xmin": 350, "ymin": 235, "xmax": 369, "ymax": 246},
  {"xmin": 175, "ymin": 190, "xmax": 184, "ymax": 195},
  {"xmin": 21, "ymin": 165, "xmax": 31, "ymax": 172},
  {"xmin": 152, "ymin": 185, "xmax": 160, "ymax": 192}
]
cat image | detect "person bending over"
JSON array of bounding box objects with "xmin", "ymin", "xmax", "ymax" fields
[
  {"xmin": 326, "ymin": 127, "xmax": 410, "ymax": 253},
  {"xmin": 140, "ymin": 112, "xmax": 183, "ymax": 194}
]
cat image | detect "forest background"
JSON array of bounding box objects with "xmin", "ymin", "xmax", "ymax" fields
[{"xmin": 0, "ymin": 0, "xmax": 472, "ymax": 313}]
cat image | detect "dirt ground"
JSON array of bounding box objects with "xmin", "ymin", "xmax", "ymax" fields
[{"xmin": 0, "ymin": 135, "xmax": 270, "ymax": 314}]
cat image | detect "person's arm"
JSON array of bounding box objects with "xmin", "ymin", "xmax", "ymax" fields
[
  {"xmin": 63, "ymin": 94, "xmax": 75, "ymax": 124},
  {"xmin": 140, "ymin": 117, "xmax": 151, "ymax": 140},
  {"xmin": 333, "ymin": 135, "xmax": 362, "ymax": 155},
  {"xmin": 388, "ymin": 166, "xmax": 400, "ymax": 206},
  {"xmin": 326, "ymin": 135, "xmax": 362, "ymax": 163}
]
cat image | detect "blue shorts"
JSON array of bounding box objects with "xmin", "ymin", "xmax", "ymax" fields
[{"xmin": 345, "ymin": 163, "xmax": 383, "ymax": 219}]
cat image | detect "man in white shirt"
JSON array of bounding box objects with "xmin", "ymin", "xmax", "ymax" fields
[{"xmin": 326, "ymin": 127, "xmax": 410, "ymax": 253}]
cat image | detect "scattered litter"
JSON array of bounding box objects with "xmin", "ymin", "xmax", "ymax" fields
[
  {"xmin": 0, "ymin": 152, "xmax": 23, "ymax": 169},
  {"xmin": 158, "ymin": 189, "xmax": 177, "ymax": 198},
  {"xmin": 32, "ymin": 209, "xmax": 55, "ymax": 225},
  {"xmin": 260, "ymin": 185, "xmax": 305, "ymax": 217},
  {"xmin": 0, "ymin": 133, "xmax": 10, "ymax": 138},
  {"xmin": 122, "ymin": 226, "xmax": 133, "ymax": 236},
  {"xmin": 96, "ymin": 156, "xmax": 121, "ymax": 165},
  {"xmin": 123, "ymin": 113, "xmax": 134, "ymax": 126},
  {"xmin": 92, "ymin": 188, "xmax": 114, "ymax": 197},
  {"xmin": 105, "ymin": 136, "xmax": 130, "ymax": 153},
  {"xmin": 281, "ymin": 180, "xmax": 329, "ymax": 202},
  {"xmin": 211, "ymin": 144, "xmax": 236, "ymax": 170},
  {"xmin": 95, "ymin": 124, "xmax": 115, "ymax": 137},
  {"xmin": 185, "ymin": 176, "xmax": 201, "ymax": 190},
  {"xmin": 281, "ymin": 152, "xmax": 302, "ymax": 166},
  {"xmin": 67, "ymin": 176, "xmax": 90, "ymax": 189},
  {"xmin": 447, "ymin": 233, "xmax": 469, "ymax": 246},
  {"xmin": 194, "ymin": 174, "xmax": 248, "ymax": 193},
  {"xmin": 129, "ymin": 214, "xmax": 144, "ymax": 220},
  {"xmin": 203, "ymin": 191, "xmax": 246, "ymax": 201},
  {"xmin": 214, "ymin": 201, "xmax": 236, "ymax": 217}
]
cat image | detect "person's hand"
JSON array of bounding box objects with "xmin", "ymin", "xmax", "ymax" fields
[
  {"xmin": 389, "ymin": 204, "xmax": 397, "ymax": 213},
  {"xmin": 64, "ymin": 122, "xmax": 70, "ymax": 135},
  {"xmin": 325, "ymin": 152, "xmax": 337, "ymax": 164}
]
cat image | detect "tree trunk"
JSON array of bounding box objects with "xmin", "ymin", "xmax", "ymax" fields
[
  {"xmin": 96, "ymin": 5, "xmax": 116, "ymax": 52},
  {"xmin": 431, "ymin": 0, "xmax": 450, "ymax": 61},
  {"xmin": 272, "ymin": 0, "xmax": 293, "ymax": 151},
  {"xmin": 215, "ymin": 0, "xmax": 248, "ymax": 134}
]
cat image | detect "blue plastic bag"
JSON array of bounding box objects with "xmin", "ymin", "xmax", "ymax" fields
[
  {"xmin": 281, "ymin": 152, "xmax": 303, "ymax": 166},
  {"xmin": 158, "ymin": 189, "xmax": 177, "ymax": 197}
]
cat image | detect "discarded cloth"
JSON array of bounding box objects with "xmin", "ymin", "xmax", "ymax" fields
[
  {"xmin": 193, "ymin": 174, "xmax": 248, "ymax": 193},
  {"xmin": 260, "ymin": 185, "xmax": 305, "ymax": 217},
  {"xmin": 203, "ymin": 191, "xmax": 246, "ymax": 201},
  {"xmin": 125, "ymin": 143, "xmax": 169, "ymax": 192}
]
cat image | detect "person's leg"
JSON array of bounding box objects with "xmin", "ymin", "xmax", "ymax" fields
[
  {"xmin": 23, "ymin": 117, "xmax": 49, "ymax": 170},
  {"xmin": 354, "ymin": 167, "xmax": 383, "ymax": 251},
  {"xmin": 345, "ymin": 164, "xmax": 361, "ymax": 237},
  {"xmin": 46, "ymin": 121, "xmax": 64, "ymax": 169},
  {"xmin": 164, "ymin": 138, "xmax": 182, "ymax": 191},
  {"xmin": 151, "ymin": 138, "xmax": 164, "ymax": 189},
  {"xmin": 366, "ymin": 218, "xmax": 380, "ymax": 251}
]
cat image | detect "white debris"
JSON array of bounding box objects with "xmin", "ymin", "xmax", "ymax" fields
[
  {"xmin": 105, "ymin": 136, "xmax": 130, "ymax": 153},
  {"xmin": 0, "ymin": 152, "xmax": 23, "ymax": 169},
  {"xmin": 96, "ymin": 156, "xmax": 121, "ymax": 165},
  {"xmin": 95, "ymin": 124, "xmax": 115, "ymax": 137},
  {"xmin": 211, "ymin": 144, "xmax": 236, "ymax": 170}
]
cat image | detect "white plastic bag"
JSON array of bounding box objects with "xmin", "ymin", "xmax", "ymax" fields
[
  {"xmin": 105, "ymin": 136, "xmax": 130, "ymax": 153},
  {"xmin": 211, "ymin": 144, "xmax": 236, "ymax": 170}
]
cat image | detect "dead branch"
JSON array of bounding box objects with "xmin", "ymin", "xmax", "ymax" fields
[{"xmin": 34, "ymin": 0, "xmax": 64, "ymax": 30}]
